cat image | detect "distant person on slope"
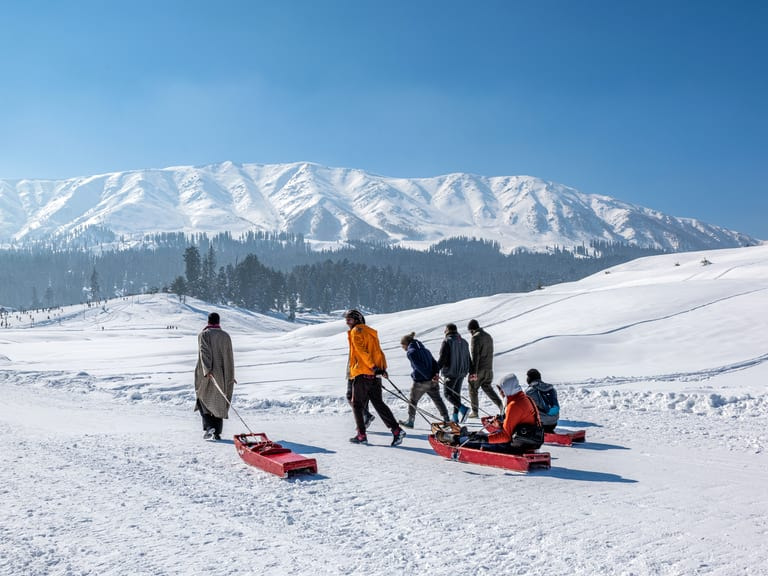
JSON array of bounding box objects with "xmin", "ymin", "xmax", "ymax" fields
[
  {"xmin": 436, "ymin": 323, "xmax": 471, "ymax": 423},
  {"xmin": 194, "ymin": 312, "xmax": 236, "ymax": 441},
  {"xmin": 524, "ymin": 368, "xmax": 560, "ymax": 432},
  {"xmin": 467, "ymin": 319, "xmax": 502, "ymax": 418},
  {"xmin": 398, "ymin": 332, "xmax": 450, "ymax": 428},
  {"xmin": 345, "ymin": 309, "xmax": 406, "ymax": 447}
]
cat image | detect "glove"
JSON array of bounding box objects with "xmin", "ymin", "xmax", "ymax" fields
[
  {"xmin": 548, "ymin": 406, "xmax": 560, "ymax": 416},
  {"xmin": 374, "ymin": 367, "xmax": 388, "ymax": 378}
]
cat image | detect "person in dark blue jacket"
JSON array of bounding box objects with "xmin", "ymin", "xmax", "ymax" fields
[{"xmin": 398, "ymin": 332, "xmax": 450, "ymax": 428}]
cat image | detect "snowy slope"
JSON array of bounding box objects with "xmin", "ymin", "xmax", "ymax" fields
[
  {"xmin": 0, "ymin": 161, "xmax": 758, "ymax": 251},
  {"xmin": 1, "ymin": 245, "xmax": 767, "ymax": 575}
]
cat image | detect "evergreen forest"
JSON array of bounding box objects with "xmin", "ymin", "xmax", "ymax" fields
[{"xmin": 0, "ymin": 232, "xmax": 665, "ymax": 318}]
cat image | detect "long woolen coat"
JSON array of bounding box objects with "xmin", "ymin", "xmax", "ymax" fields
[{"xmin": 194, "ymin": 326, "xmax": 236, "ymax": 419}]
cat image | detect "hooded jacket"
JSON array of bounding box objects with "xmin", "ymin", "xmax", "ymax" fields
[
  {"xmin": 347, "ymin": 323, "xmax": 387, "ymax": 379},
  {"xmin": 488, "ymin": 391, "xmax": 539, "ymax": 444},
  {"xmin": 406, "ymin": 339, "xmax": 438, "ymax": 382}
]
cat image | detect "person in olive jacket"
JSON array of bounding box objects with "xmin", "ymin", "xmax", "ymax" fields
[{"xmin": 467, "ymin": 319, "xmax": 502, "ymax": 418}]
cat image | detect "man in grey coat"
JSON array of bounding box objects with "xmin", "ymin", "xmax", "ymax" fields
[
  {"xmin": 467, "ymin": 319, "xmax": 502, "ymax": 418},
  {"xmin": 194, "ymin": 312, "xmax": 236, "ymax": 441}
]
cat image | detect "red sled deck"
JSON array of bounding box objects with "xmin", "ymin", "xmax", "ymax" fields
[
  {"xmin": 234, "ymin": 432, "xmax": 318, "ymax": 478},
  {"xmin": 480, "ymin": 416, "xmax": 586, "ymax": 446},
  {"xmin": 428, "ymin": 433, "xmax": 550, "ymax": 473}
]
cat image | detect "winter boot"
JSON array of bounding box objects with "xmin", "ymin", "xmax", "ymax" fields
[
  {"xmin": 458, "ymin": 405, "xmax": 469, "ymax": 423},
  {"xmin": 203, "ymin": 427, "xmax": 216, "ymax": 441},
  {"xmin": 391, "ymin": 428, "xmax": 406, "ymax": 447},
  {"xmin": 363, "ymin": 412, "xmax": 376, "ymax": 429},
  {"xmin": 349, "ymin": 434, "xmax": 368, "ymax": 445},
  {"xmin": 398, "ymin": 418, "xmax": 414, "ymax": 429}
]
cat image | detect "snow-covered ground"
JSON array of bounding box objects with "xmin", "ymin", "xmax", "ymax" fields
[{"xmin": 2, "ymin": 245, "xmax": 767, "ymax": 576}]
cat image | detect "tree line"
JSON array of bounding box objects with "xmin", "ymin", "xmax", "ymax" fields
[{"xmin": 0, "ymin": 231, "xmax": 665, "ymax": 316}]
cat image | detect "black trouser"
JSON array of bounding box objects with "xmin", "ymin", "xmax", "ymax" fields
[
  {"xmin": 442, "ymin": 375, "xmax": 465, "ymax": 413},
  {"xmin": 347, "ymin": 379, "xmax": 372, "ymax": 421},
  {"xmin": 196, "ymin": 399, "xmax": 223, "ymax": 435},
  {"xmin": 351, "ymin": 375, "xmax": 398, "ymax": 436}
]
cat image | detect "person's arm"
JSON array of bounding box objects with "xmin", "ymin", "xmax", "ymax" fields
[
  {"xmin": 488, "ymin": 403, "xmax": 515, "ymax": 443},
  {"xmin": 468, "ymin": 338, "xmax": 478, "ymax": 380},
  {"xmin": 436, "ymin": 340, "xmax": 449, "ymax": 369}
]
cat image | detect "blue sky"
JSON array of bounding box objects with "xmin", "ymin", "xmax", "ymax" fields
[{"xmin": 1, "ymin": 1, "xmax": 766, "ymax": 238}]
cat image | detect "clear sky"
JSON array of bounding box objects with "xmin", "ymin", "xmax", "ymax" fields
[{"xmin": 1, "ymin": 1, "xmax": 766, "ymax": 238}]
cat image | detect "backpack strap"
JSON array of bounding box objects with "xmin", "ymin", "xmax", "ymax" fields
[{"xmin": 525, "ymin": 394, "xmax": 543, "ymax": 428}]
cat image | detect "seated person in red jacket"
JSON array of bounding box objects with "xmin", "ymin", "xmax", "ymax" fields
[{"xmin": 460, "ymin": 373, "xmax": 543, "ymax": 454}]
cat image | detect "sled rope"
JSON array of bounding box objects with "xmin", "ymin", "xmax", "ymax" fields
[
  {"xmin": 438, "ymin": 376, "xmax": 496, "ymax": 417},
  {"xmin": 209, "ymin": 374, "xmax": 255, "ymax": 435},
  {"xmin": 382, "ymin": 376, "xmax": 442, "ymax": 426},
  {"xmin": 450, "ymin": 422, "xmax": 494, "ymax": 460}
]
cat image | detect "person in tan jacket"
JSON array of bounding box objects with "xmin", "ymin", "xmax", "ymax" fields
[{"xmin": 194, "ymin": 312, "xmax": 235, "ymax": 441}]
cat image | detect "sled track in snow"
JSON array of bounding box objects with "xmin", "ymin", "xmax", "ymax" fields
[
  {"xmin": 495, "ymin": 286, "xmax": 768, "ymax": 356},
  {"xmin": 564, "ymin": 352, "xmax": 768, "ymax": 388}
]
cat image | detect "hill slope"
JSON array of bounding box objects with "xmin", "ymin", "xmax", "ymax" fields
[{"xmin": 1, "ymin": 245, "xmax": 766, "ymax": 575}]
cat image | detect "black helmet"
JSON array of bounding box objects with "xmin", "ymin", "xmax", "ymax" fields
[
  {"xmin": 344, "ymin": 309, "xmax": 365, "ymax": 324},
  {"xmin": 526, "ymin": 368, "xmax": 541, "ymax": 384}
]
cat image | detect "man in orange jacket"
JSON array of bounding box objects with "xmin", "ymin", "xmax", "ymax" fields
[{"xmin": 345, "ymin": 309, "xmax": 406, "ymax": 447}]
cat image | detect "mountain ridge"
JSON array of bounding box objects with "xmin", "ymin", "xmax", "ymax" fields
[{"xmin": 0, "ymin": 160, "xmax": 759, "ymax": 251}]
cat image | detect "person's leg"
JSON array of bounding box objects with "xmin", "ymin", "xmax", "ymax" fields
[
  {"xmin": 349, "ymin": 378, "xmax": 372, "ymax": 422},
  {"xmin": 479, "ymin": 376, "xmax": 503, "ymax": 410},
  {"xmin": 407, "ymin": 380, "xmax": 429, "ymax": 421},
  {"xmin": 425, "ymin": 383, "xmax": 450, "ymax": 421},
  {"xmin": 443, "ymin": 377, "xmax": 460, "ymax": 413},
  {"xmin": 367, "ymin": 378, "xmax": 399, "ymax": 431},
  {"xmin": 468, "ymin": 380, "xmax": 480, "ymax": 414},
  {"xmin": 351, "ymin": 376, "xmax": 373, "ymax": 437}
]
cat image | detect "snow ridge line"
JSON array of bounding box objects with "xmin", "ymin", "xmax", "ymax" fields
[
  {"xmin": 3, "ymin": 368, "xmax": 766, "ymax": 426},
  {"xmin": 495, "ymin": 286, "xmax": 768, "ymax": 356}
]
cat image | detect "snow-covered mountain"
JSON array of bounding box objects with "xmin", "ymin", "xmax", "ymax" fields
[{"xmin": 0, "ymin": 161, "xmax": 758, "ymax": 251}]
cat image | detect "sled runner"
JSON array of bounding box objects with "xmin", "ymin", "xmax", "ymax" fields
[
  {"xmin": 428, "ymin": 424, "xmax": 550, "ymax": 473},
  {"xmin": 481, "ymin": 416, "xmax": 586, "ymax": 446},
  {"xmin": 234, "ymin": 432, "xmax": 318, "ymax": 478}
]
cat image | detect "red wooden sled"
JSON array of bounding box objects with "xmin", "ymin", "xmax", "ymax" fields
[
  {"xmin": 480, "ymin": 416, "xmax": 586, "ymax": 446},
  {"xmin": 544, "ymin": 429, "xmax": 586, "ymax": 446},
  {"xmin": 428, "ymin": 433, "xmax": 550, "ymax": 473},
  {"xmin": 234, "ymin": 432, "xmax": 318, "ymax": 478}
]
